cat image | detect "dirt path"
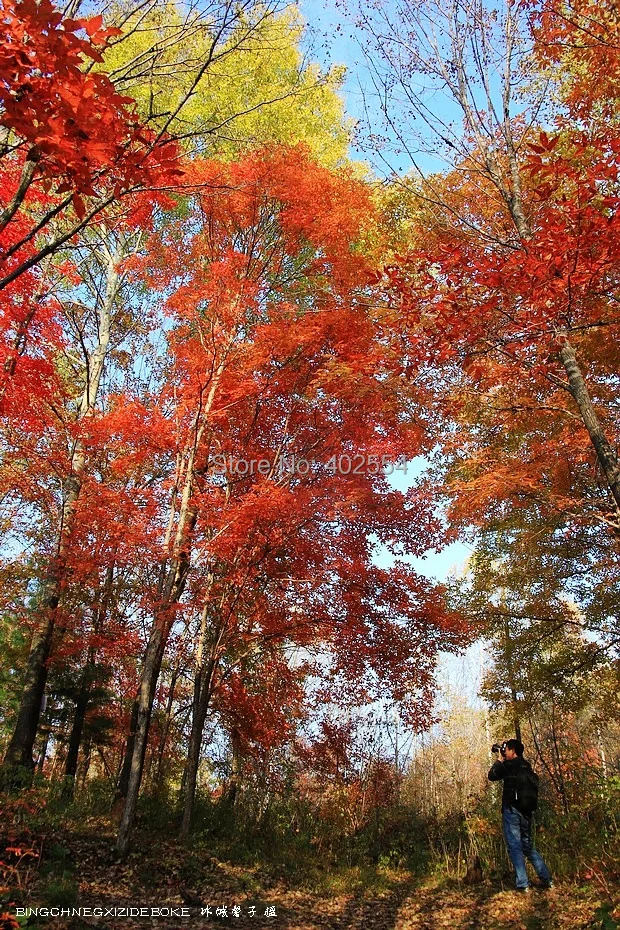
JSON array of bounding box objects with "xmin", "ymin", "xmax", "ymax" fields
[
  {"xmin": 68, "ymin": 878, "xmax": 617, "ymax": 930},
  {"xmin": 272, "ymin": 879, "xmax": 616, "ymax": 930},
  {"xmin": 4, "ymin": 828, "xmax": 617, "ymax": 930}
]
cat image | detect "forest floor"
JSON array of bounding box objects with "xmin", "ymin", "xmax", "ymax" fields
[{"xmin": 2, "ymin": 818, "xmax": 618, "ymax": 930}]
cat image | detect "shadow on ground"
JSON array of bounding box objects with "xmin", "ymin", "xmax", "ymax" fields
[{"xmin": 4, "ymin": 826, "xmax": 616, "ymax": 930}]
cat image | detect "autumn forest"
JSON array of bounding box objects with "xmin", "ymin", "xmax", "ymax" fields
[{"xmin": 0, "ymin": 0, "xmax": 618, "ymax": 926}]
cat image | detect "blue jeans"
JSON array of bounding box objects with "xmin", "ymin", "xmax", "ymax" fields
[{"xmin": 502, "ymin": 805, "xmax": 552, "ymax": 889}]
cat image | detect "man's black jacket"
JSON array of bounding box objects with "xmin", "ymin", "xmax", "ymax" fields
[{"xmin": 488, "ymin": 756, "xmax": 536, "ymax": 811}]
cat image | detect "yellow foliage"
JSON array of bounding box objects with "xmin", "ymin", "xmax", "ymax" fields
[{"xmin": 102, "ymin": 2, "xmax": 351, "ymax": 167}]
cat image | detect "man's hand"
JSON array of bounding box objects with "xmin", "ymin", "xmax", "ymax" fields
[{"xmin": 488, "ymin": 757, "xmax": 505, "ymax": 781}]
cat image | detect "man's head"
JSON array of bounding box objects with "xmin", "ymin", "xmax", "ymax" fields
[{"xmin": 503, "ymin": 739, "xmax": 524, "ymax": 760}]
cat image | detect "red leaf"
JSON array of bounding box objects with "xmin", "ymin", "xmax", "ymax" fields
[
  {"xmin": 84, "ymin": 13, "xmax": 104, "ymax": 37},
  {"xmin": 72, "ymin": 193, "xmax": 86, "ymax": 219}
]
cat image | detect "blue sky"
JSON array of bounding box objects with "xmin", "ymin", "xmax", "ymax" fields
[
  {"xmin": 297, "ymin": 0, "xmax": 530, "ymax": 182},
  {"xmin": 298, "ymin": 0, "xmax": 419, "ymax": 174}
]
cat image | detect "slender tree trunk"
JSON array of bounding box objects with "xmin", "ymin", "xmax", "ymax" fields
[
  {"xmin": 180, "ymin": 651, "xmax": 218, "ymax": 838},
  {"xmin": 115, "ymin": 491, "xmax": 199, "ymax": 855},
  {"xmin": 179, "ymin": 680, "xmax": 213, "ymax": 839},
  {"xmin": 0, "ymin": 147, "xmax": 40, "ymax": 235},
  {"xmin": 429, "ymin": 746, "xmax": 435, "ymax": 813},
  {"xmin": 559, "ymin": 338, "xmax": 620, "ymax": 512},
  {"xmin": 115, "ymin": 501, "xmax": 197, "ymax": 823},
  {"xmin": 179, "ymin": 587, "xmax": 221, "ymax": 838},
  {"xmin": 529, "ymin": 714, "xmax": 563, "ymax": 799},
  {"xmin": 61, "ymin": 675, "xmax": 91, "ymax": 800},
  {"xmin": 36, "ymin": 728, "xmax": 50, "ymax": 775},
  {"xmin": 115, "ymin": 351, "xmax": 229, "ymax": 856},
  {"xmin": 80, "ymin": 737, "xmax": 92, "ymax": 790},
  {"xmin": 550, "ymin": 703, "xmax": 569, "ymax": 814},
  {"xmin": 596, "ymin": 727, "xmax": 608, "ymax": 779},
  {"xmin": 117, "ymin": 701, "xmax": 139, "ymax": 800},
  {"xmin": 2, "ymin": 603, "xmax": 56, "ymax": 779},
  {"xmin": 115, "ymin": 606, "xmax": 179, "ymax": 856},
  {"xmin": 155, "ymin": 663, "xmax": 181, "ymax": 789},
  {"xmin": 62, "ymin": 567, "xmax": 113, "ymax": 800},
  {"xmin": 223, "ymin": 730, "xmax": 243, "ymax": 811},
  {"xmin": 49, "ymin": 745, "xmax": 67, "ymax": 781},
  {"xmin": 501, "ymin": 607, "xmax": 522, "ymax": 742}
]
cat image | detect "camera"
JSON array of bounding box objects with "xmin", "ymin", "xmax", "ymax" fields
[{"xmin": 492, "ymin": 742, "xmax": 507, "ymax": 755}]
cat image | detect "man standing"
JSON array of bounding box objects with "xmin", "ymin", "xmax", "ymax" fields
[{"xmin": 488, "ymin": 739, "xmax": 553, "ymax": 892}]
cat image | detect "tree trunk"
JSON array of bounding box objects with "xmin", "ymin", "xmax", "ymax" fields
[
  {"xmin": 502, "ymin": 613, "xmax": 522, "ymax": 743},
  {"xmin": 80, "ymin": 736, "xmax": 92, "ymax": 790},
  {"xmin": 180, "ymin": 653, "xmax": 218, "ymax": 839},
  {"xmin": 0, "ymin": 147, "xmax": 40, "ymax": 236},
  {"xmin": 2, "ymin": 605, "xmax": 56, "ymax": 780},
  {"xmin": 179, "ymin": 689, "xmax": 209, "ymax": 840},
  {"xmin": 115, "ymin": 609, "xmax": 176, "ymax": 856},
  {"xmin": 179, "ymin": 592, "xmax": 220, "ymax": 838},
  {"xmin": 117, "ymin": 700, "xmax": 139, "ymax": 800},
  {"xmin": 36, "ymin": 727, "xmax": 51, "ymax": 775},
  {"xmin": 223, "ymin": 731, "xmax": 243, "ymax": 811},
  {"xmin": 115, "ymin": 350, "xmax": 229, "ymax": 856},
  {"xmin": 63, "ymin": 567, "xmax": 113, "ymax": 800},
  {"xmin": 115, "ymin": 500, "xmax": 198, "ymax": 855},
  {"xmin": 596, "ymin": 727, "xmax": 608, "ymax": 779},
  {"xmin": 559, "ymin": 338, "xmax": 620, "ymax": 512},
  {"xmin": 550, "ymin": 702, "xmax": 569, "ymax": 814},
  {"xmin": 155, "ymin": 663, "xmax": 181, "ymax": 789},
  {"xmin": 61, "ymin": 674, "xmax": 91, "ymax": 800}
]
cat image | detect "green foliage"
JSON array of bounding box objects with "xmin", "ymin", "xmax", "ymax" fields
[
  {"xmin": 352, "ymin": 805, "xmax": 429, "ymax": 872},
  {"xmin": 70, "ymin": 776, "xmax": 117, "ymax": 816},
  {"xmin": 0, "ymin": 603, "xmax": 28, "ymax": 745},
  {"xmin": 44, "ymin": 842, "xmax": 71, "ymax": 865},
  {"xmin": 37, "ymin": 842, "xmax": 78, "ymax": 907},
  {"xmin": 191, "ymin": 791, "xmax": 318, "ymax": 877},
  {"xmin": 41, "ymin": 876, "xmax": 78, "ymax": 908},
  {"xmin": 596, "ymin": 903, "xmax": 620, "ymax": 930},
  {"xmin": 533, "ymin": 784, "xmax": 620, "ymax": 882},
  {"xmin": 421, "ymin": 801, "xmax": 505, "ymax": 881},
  {"xmin": 135, "ymin": 786, "xmax": 182, "ymax": 834}
]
